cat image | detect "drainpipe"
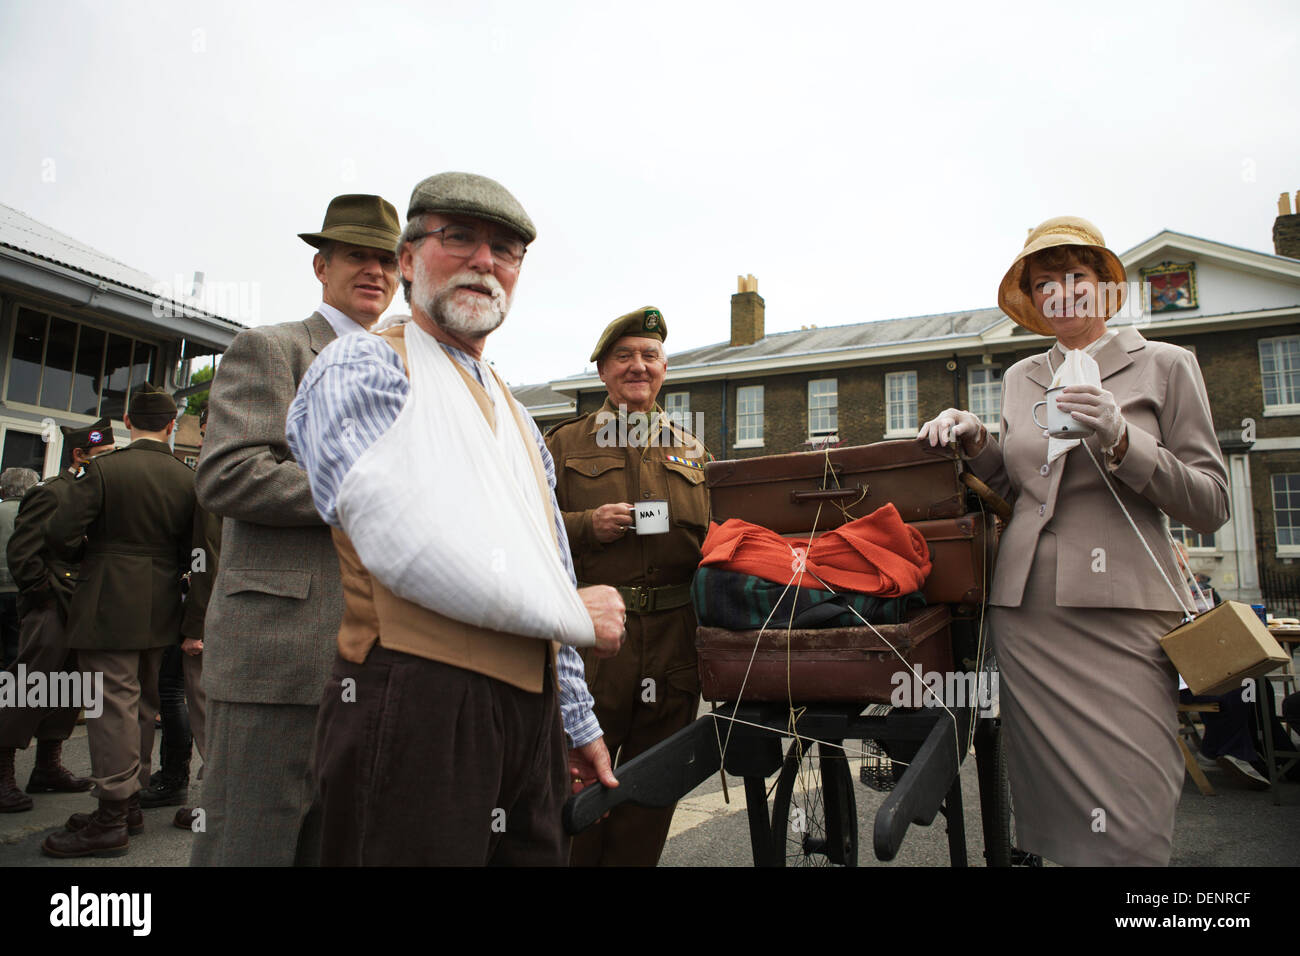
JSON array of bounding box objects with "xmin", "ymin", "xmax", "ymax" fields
[{"xmin": 719, "ymin": 378, "xmax": 728, "ymax": 456}]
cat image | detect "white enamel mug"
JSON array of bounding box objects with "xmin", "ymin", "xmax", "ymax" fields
[
  {"xmin": 633, "ymin": 500, "xmax": 669, "ymax": 535},
  {"xmin": 1031, "ymin": 386, "xmax": 1094, "ymax": 438}
]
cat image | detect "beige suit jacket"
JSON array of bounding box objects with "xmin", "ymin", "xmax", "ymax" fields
[{"xmin": 968, "ymin": 326, "xmax": 1229, "ymax": 611}]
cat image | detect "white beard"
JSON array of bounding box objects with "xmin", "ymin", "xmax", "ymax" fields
[{"xmin": 413, "ymin": 257, "xmax": 511, "ymax": 339}]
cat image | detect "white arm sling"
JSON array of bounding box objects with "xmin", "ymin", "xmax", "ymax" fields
[{"xmin": 335, "ymin": 321, "xmax": 595, "ymax": 646}]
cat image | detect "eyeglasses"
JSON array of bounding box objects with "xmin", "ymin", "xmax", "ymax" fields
[{"xmin": 408, "ymin": 224, "xmax": 527, "ymax": 268}]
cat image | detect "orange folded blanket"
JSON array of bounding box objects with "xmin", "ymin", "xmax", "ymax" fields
[{"xmin": 699, "ymin": 503, "xmax": 931, "ymax": 597}]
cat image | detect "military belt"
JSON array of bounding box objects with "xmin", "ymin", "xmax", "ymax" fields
[{"xmin": 578, "ymin": 581, "xmax": 693, "ymax": 615}]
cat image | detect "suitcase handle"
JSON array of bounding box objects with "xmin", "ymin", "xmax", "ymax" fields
[{"xmin": 790, "ymin": 484, "xmax": 868, "ymax": 504}]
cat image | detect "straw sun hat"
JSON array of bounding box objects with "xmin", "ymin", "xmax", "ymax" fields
[{"xmin": 997, "ymin": 216, "xmax": 1128, "ymax": 336}]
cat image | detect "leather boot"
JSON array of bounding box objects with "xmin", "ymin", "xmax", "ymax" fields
[
  {"xmin": 25, "ymin": 739, "xmax": 92, "ymax": 793},
  {"xmin": 173, "ymin": 807, "xmax": 198, "ymax": 830},
  {"xmin": 42, "ymin": 798, "xmax": 130, "ymax": 857},
  {"xmin": 66, "ymin": 793, "xmax": 144, "ymax": 836},
  {"xmin": 138, "ymin": 770, "xmax": 188, "ymax": 808},
  {"xmin": 0, "ymin": 747, "xmax": 34, "ymax": 813}
]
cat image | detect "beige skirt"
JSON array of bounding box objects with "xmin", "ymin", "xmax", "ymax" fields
[{"xmin": 988, "ymin": 532, "xmax": 1184, "ymax": 866}]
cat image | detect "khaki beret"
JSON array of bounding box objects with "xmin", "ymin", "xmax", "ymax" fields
[
  {"xmin": 128, "ymin": 382, "xmax": 177, "ymax": 418},
  {"xmin": 589, "ymin": 306, "xmax": 667, "ymax": 363},
  {"xmin": 60, "ymin": 417, "xmax": 114, "ymax": 451},
  {"xmin": 407, "ymin": 172, "xmax": 536, "ymax": 245}
]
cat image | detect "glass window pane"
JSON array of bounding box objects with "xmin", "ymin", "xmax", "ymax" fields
[
  {"xmin": 6, "ymin": 308, "xmax": 46, "ymax": 405},
  {"xmin": 0, "ymin": 429, "xmax": 46, "ymax": 475},
  {"xmin": 129, "ymin": 341, "xmax": 156, "ymax": 393},
  {"xmin": 71, "ymin": 326, "xmax": 105, "ymax": 417},
  {"xmin": 101, "ymin": 334, "xmax": 134, "ymax": 420},
  {"xmin": 738, "ymin": 385, "xmax": 763, "ymax": 442},
  {"xmin": 39, "ymin": 317, "xmax": 76, "ymax": 411}
]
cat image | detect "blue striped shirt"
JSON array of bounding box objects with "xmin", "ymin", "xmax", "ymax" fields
[{"xmin": 285, "ymin": 329, "xmax": 601, "ymax": 748}]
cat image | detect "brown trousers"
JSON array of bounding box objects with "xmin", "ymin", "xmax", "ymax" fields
[
  {"xmin": 570, "ymin": 604, "xmax": 700, "ymax": 866},
  {"xmin": 78, "ymin": 647, "xmax": 165, "ymax": 801},
  {"xmin": 314, "ymin": 646, "xmax": 567, "ymax": 866},
  {"xmin": 0, "ymin": 605, "xmax": 81, "ymax": 749}
]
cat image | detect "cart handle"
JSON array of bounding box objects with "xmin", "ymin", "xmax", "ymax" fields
[
  {"xmin": 960, "ymin": 472, "xmax": 1011, "ymax": 521},
  {"xmin": 790, "ymin": 484, "xmax": 867, "ymax": 505}
]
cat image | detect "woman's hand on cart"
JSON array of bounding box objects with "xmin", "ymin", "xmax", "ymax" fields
[{"xmin": 919, "ymin": 408, "xmax": 987, "ymax": 456}]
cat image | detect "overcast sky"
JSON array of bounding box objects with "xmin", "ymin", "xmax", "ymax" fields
[{"xmin": 2, "ymin": 0, "xmax": 1297, "ymax": 386}]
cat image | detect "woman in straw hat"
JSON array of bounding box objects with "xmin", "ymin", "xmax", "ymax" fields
[{"xmin": 919, "ymin": 216, "xmax": 1229, "ymax": 865}]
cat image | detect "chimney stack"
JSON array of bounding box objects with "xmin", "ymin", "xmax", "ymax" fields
[
  {"xmin": 1273, "ymin": 191, "xmax": 1300, "ymax": 260},
  {"xmin": 731, "ymin": 274, "xmax": 764, "ymax": 347}
]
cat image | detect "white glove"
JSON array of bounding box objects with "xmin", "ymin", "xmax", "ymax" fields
[
  {"xmin": 918, "ymin": 408, "xmax": 985, "ymax": 455},
  {"xmin": 1056, "ymin": 384, "xmax": 1126, "ymax": 450}
]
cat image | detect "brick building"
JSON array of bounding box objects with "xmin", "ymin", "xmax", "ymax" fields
[{"xmin": 523, "ymin": 202, "xmax": 1300, "ymax": 606}]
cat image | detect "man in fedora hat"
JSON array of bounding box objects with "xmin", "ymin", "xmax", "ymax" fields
[
  {"xmin": 286, "ymin": 172, "xmax": 623, "ymax": 865},
  {"xmin": 41, "ymin": 387, "xmax": 195, "ymax": 857},
  {"xmin": 545, "ymin": 308, "xmax": 712, "ymax": 866},
  {"xmin": 191, "ymin": 194, "xmax": 400, "ymax": 866},
  {"xmin": 0, "ymin": 420, "xmax": 114, "ymax": 814}
]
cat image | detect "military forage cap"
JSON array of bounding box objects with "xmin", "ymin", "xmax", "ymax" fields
[
  {"xmin": 298, "ymin": 194, "xmax": 402, "ymax": 253},
  {"xmin": 60, "ymin": 417, "xmax": 114, "ymax": 452},
  {"xmin": 128, "ymin": 382, "xmax": 177, "ymax": 418},
  {"xmin": 407, "ymin": 172, "xmax": 536, "ymax": 245},
  {"xmin": 590, "ymin": 306, "xmax": 667, "ymax": 363}
]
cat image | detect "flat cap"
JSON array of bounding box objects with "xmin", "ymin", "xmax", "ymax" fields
[
  {"xmin": 590, "ymin": 306, "xmax": 667, "ymax": 363},
  {"xmin": 60, "ymin": 417, "xmax": 114, "ymax": 452},
  {"xmin": 128, "ymin": 382, "xmax": 178, "ymax": 418},
  {"xmin": 407, "ymin": 172, "xmax": 536, "ymax": 245}
]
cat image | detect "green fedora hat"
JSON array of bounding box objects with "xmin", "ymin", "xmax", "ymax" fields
[{"xmin": 299, "ymin": 194, "xmax": 401, "ymax": 252}]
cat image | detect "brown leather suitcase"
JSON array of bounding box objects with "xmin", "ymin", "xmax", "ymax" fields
[
  {"xmin": 706, "ymin": 439, "xmax": 966, "ymax": 533},
  {"xmin": 913, "ymin": 513, "xmax": 998, "ymax": 606},
  {"xmin": 696, "ymin": 604, "xmax": 952, "ymax": 704}
]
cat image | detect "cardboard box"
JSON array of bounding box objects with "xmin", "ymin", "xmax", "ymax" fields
[{"xmin": 1160, "ymin": 601, "xmax": 1291, "ymax": 696}]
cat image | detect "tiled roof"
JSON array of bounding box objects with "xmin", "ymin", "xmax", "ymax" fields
[
  {"xmin": 0, "ymin": 202, "xmax": 242, "ymax": 326},
  {"xmin": 511, "ymin": 381, "xmax": 574, "ymax": 411},
  {"xmin": 663, "ymin": 307, "xmax": 1008, "ymax": 369}
]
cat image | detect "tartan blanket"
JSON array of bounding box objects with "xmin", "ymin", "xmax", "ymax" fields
[{"xmin": 691, "ymin": 566, "xmax": 925, "ymax": 631}]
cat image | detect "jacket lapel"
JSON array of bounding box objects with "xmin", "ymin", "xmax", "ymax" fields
[
  {"xmin": 1024, "ymin": 352, "xmax": 1054, "ymax": 390},
  {"xmin": 1096, "ymin": 326, "xmax": 1144, "ymax": 381},
  {"xmin": 304, "ymin": 312, "xmax": 335, "ymax": 355}
]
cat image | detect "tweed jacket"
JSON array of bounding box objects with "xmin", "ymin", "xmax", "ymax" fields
[
  {"xmin": 967, "ymin": 326, "xmax": 1229, "ymax": 611},
  {"xmin": 196, "ymin": 313, "xmax": 344, "ymax": 705}
]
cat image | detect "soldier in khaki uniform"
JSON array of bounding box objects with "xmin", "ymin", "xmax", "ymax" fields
[
  {"xmin": 41, "ymin": 385, "xmax": 196, "ymax": 858},
  {"xmin": 0, "ymin": 420, "xmax": 115, "ymax": 812},
  {"xmin": 547, "ymin": 307, "xmax": 711, "ymax": 866}
]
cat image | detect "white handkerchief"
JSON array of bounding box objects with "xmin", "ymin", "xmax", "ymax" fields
[{"xmin": 1044, "ymin": 330, "xmax": 1115, "ymax": 465}]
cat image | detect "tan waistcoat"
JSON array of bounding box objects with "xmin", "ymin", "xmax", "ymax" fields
[{"xmin": 331, "ymin": 324, "xmax": 559, "ymax": 693}]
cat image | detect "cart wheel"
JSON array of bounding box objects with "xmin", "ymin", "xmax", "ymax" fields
[
  {"xmin": 975, "ymin": 718, "xmax": 1040, "ymax": 867},
  {"xmin": 770, "ymin": 739, "xmax": 858, "ymax": 867},
  {"xmin": 976, "ymin": 717, "xmax": 1012, "ymax": 867}
]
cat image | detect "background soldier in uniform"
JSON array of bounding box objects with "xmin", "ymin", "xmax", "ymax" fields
[
  {"xmin": 41, "ymin": 386, "xmax": 195, "ymax": 857},
  {"xmin": 174, "ymin": 402, "xmax": 219, "ymax": 831},
  {"xmin": 0, "ymin": 421, "xmax": 114, "ymax": 813},
  {"xmin": 546, "ymin": 307, "xmax": 711, "ymax": 866}
]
